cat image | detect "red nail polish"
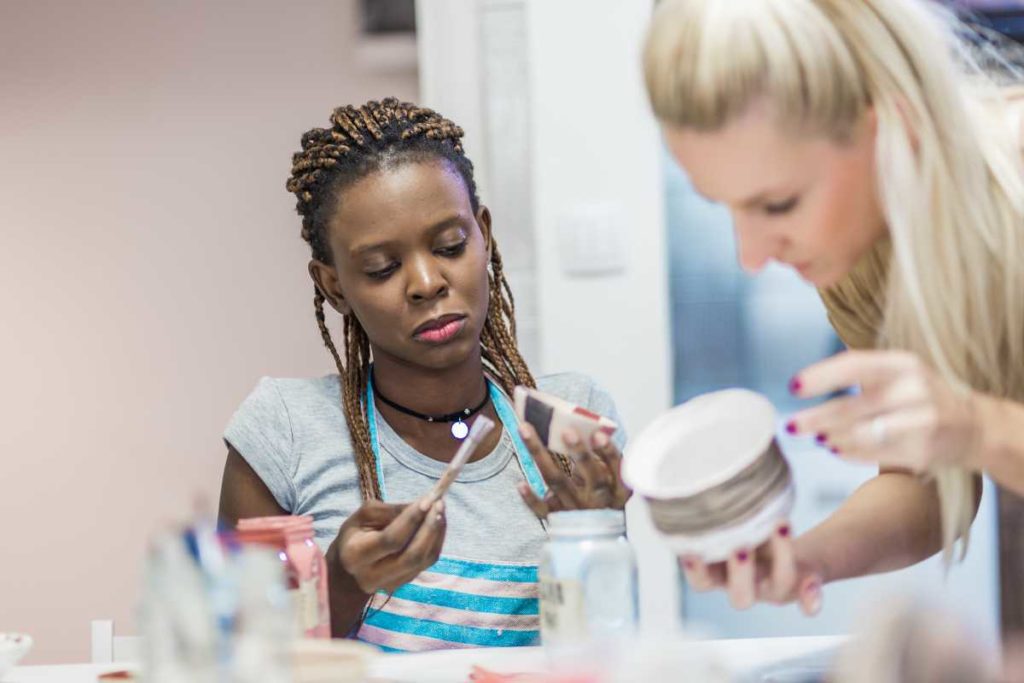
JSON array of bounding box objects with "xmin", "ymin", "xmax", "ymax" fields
[
  {"xmin": 737, "ymin": 550, "xmax": 749, "ymax": 563},
  {"xmin": 815, "ymin": 433, "xmax": 827, "ymax": 444},
  {"xmin": 830, "ymin": 446, "xmax": 840, "ymax": 455},
  {"xmin": 785, "ymin": 420, "xmax": 798, "ymax": 435},
  {"xmin": 778, "ymin": 525, "xmax": 791, "ymax": 538},
  {"xmin": 788, "ymin": 377, "xmax": 802, "ymax": 394}
]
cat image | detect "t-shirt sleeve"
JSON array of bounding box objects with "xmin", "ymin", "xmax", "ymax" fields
[
  {"xmin": 224, "ymin": 377, "xmax": 297, "ymax": 511},
  {"xmin": 582, "ymin": 378, "xmax": 628, "ymax": 452}
]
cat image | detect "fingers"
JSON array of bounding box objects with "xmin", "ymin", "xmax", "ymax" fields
[
  {"xmin": 374, "ymin": 500, "xmax": 447, "ymax": 592},
  {"xmin": 793, "ymin": 350, "xmax": 913, "ymax": 400},
  {"xmin": 765, "ymin": 523, "xmax": 797, "ymax": 603},
  {"xmin": 679, "ymin": 556, "xmax": 717, "ymax": 592},
  {"xmin": 518, "ymin": 482, "xmax": 550, "ymax": 520},
  {"xmin": 518, "ymin": 423, "xmax": 579, "ymax": 509},
  {"xmin": 359, "ymin": 494, "xmax": 434, "ymax": 564},
  {"xmin": 563, "ymin": 428, "xmax": 608, "ymax": 493},
  {"xmin": 726, "ymin": 548, "xmax": 756, "ymax": 609},
  {"xmin": 789, "ymin": 394, "xmax": 878, "ymax": 442},
  {"xmin": 591, "ymin": 430, "xmax": 630, "ymax": 506},
  {"xmin": 797, "ymin": 575, "xmax": 824, "ymax": 616}
]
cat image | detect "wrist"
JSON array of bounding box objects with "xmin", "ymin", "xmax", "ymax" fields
[
  {"xmin": 325, "ymin": 539, "xmax": 372, "ymax": 637},
  {"xmin": 972, "ymin": 392, "xmax": 1006, "ymax": 473}
]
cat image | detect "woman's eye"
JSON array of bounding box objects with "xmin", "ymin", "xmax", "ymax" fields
[
  {"xmin": 366, "ymin": 263, "xmax": 399, "ymax": 280},
  {"xmin": 764, "ymin": 197, "xmax": 799, "ymax": 215},
  {"xmin": 436, "ymin": 241, "xmax": 467, "ymax": 257}
]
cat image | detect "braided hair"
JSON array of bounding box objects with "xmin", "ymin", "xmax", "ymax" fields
[{"xmin": 286, "ymin": 98, "xmax": 548, "ymax": 501}]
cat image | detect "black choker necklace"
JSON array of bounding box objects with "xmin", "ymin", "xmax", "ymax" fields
[{"xmin": 372, "ymin": 372, "xmax": 490, "ymax": 440}]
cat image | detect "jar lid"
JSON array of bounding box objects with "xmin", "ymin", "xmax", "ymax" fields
[
  {"xmin": 548, "ymin": 509, "xmax": 625, "ymax": 537},
  {"xmin": 621, "ymin": 389, "xmax": 777, "ymax": 499}
]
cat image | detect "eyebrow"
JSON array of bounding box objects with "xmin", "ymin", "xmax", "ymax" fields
[{"xmin": 350, "ymin": 214, "xmax": 467, "ymax": 257}]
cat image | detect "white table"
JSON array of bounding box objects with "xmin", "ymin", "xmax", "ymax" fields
[{"xmin": 5, "ymin": 635, "xmax": 844, "ymax": 682}]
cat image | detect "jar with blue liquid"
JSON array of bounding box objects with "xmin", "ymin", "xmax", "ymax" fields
[{"xmin": 539, "ymin": 509, "xmax": 638, "ymax": 647}]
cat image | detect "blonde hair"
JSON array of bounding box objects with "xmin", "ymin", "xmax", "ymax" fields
[{"xmin": 644, "ymin": 0, "xmax": 1024, "ymax": 560}]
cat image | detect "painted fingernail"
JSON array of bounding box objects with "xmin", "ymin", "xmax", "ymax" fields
[
  {"xmin": 785, "ymin": 420, "xmax": 798, "ymax": 435},
  {"xmin": 830, "ymin": 446, "xmax": 840, "ymax": 455},
  {"xmin": 594, "ymin": 431, "xmax": 610, "ymax": 448},
  {"xmin": 682, "ymin": 558, "xmax": 695, "ymax": 570},
  {"xmin": 815, "ymin": 433, "xmax": 827, "ymax": 445},
  {"xmin": 736, "ymin": 550, "xmax": 750, "ymax": 563},
  {"xmin": 778, "ymin": 525, "xmax": 791, "ymax": 538},
  {"xmin": 788, "ymin": 377, "xmax": 802, "ymax": 395}
]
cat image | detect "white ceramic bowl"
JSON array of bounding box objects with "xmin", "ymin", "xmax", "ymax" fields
[
  {"xmin": 622, "ymin": 389, "xmax": 794, "ymax": 562},
  {"xmin": 0, "ymin": 633, "xmax": 33, "ymax": 679}
]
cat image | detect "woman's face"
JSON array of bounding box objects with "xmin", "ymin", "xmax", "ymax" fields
[
  {"xmin": 311, "ymin": 159, "xmax": 492, "ymax": 371},
  {"xmin": 663, "ymin": 101, "xmax": 886, "ymax": 288}
]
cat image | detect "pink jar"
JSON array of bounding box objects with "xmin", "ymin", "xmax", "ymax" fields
[{"xmin": 236, "ymin": 515, "xmax": 330, "ymax": 638}]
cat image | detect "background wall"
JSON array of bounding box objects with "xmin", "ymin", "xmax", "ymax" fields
[{"xmin": 0, "ymin": 0, "xmax": 417, "ymax": 664}]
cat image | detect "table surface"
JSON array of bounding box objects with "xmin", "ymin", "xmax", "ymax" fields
[{"xmin": 4, "ymin": 635, "xmax": 845, "ymax": 682}]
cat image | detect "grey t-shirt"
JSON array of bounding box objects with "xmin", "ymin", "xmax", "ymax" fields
[{"xmin": 224, "ymin": 373, "xmax": 625, "ymax": 567}]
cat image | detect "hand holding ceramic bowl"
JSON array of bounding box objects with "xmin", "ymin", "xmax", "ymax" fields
[
  {"xmin": 622, "ymin": 389, "xmax": 823, "ymax": 615},
  {"xmin": 0, "ymin": 633, "xmax": 32, "ymax": 679}
]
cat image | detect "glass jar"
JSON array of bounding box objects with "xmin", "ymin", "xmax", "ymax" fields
[
  {"xmin": 236, "ymin": 516, "xmax": 330, "ymax": 638},
  {"xmin": 539, "ymin": 509, "xmax": 638, "ymax": 648}
]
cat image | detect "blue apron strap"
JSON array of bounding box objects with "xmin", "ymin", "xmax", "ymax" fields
[
  {"xmin": 488, "ymin": 382, "xmax": 548, "ymax": 499},
  {"xmin": 365, "ymin": 380, "xmax": 389, "ymax": 501},
  {"xmin": 365, "ymin": 375, "xmax": 547, "ymax": 502}
]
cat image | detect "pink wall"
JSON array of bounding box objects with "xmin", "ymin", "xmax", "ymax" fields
[{"xmin": 0, "ymin": 0, "xmax": 417, "ymax": 664}]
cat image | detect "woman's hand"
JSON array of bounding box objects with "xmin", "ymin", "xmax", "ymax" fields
[
  {"xmin": 679, "ymin": 522, "xmax": 825, "ymax": 615},
  {"xmin": 516, "ymin": 424, "xmax": 631, "ymax": 518},
  {"xmin": 332, "ymin": 495, "xmax": 447, "ymax": 595},
  {"xmin": 787, "ymin": 350, "xmax": 983, "ymax": 472}
]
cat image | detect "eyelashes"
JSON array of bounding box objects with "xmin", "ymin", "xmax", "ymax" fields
[{"xmin": 364, "ymin": 240, "xmax": 468, "ymax": 281}]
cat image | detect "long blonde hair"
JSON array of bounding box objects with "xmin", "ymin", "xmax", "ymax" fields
[{"xmin": 644, "ymin": 0, "xmax": 1024, "ymax": 560}]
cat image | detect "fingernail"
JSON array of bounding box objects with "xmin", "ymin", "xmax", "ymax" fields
[
  {"xmin": 830, "ymin": 446, "xmax": 840, "ymax": 455},
  {"xmin": 433, "ymin": 500, "xmax": 445, "ymax": 514},
  {"xmin": 788, "ymin": 377, "xmax": 802, "ymax": 395},
  {"xmin": 815, "ymin": 433, "xmax": 827, "ymax": 445},
  {"xmin": 564, "ymin": 430, "xmax": 580, "ymax": 447},
  {"xmin": 419, "ymin": 495, "xmax": 435, "ymax": 512},
  {"xmin": 682, "ymin": 558, "xmax": 695, "ymax": 570},
  {"xmin": 518, "ymin": 425, "xmax": 531, "ymax": 440},
  {"xmin": 785, "ymin": 420, "xmax": 798, "ymax": 435},
  {"xmin": 736, "ymin": 550, "xmax": 750, "ymax": 563},
  {"xmin": 777, "ymin": 524, "xmax": 791, "ymax": 538},
  {"xmin": 594, "ymin": 431, "xmax": 610, "ymax": 448}
]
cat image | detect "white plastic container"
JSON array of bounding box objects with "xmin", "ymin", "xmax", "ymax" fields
[
  {"xmin": 539, "ymin": 510, "xmax": 638, "ymax": 648},
  {"xmin": 622, "ymin": 389, "xmax": 794, "ymax": 563}
]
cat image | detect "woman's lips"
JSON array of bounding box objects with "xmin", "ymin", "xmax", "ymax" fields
[{"xmin": 413, "ymin": 315, "xmax": 467, "ymax": 344}]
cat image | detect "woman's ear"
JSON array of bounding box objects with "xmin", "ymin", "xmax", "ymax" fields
[
  {"xmin": 476, "ymin": 205, "xmax": 494, "ymax": 260},
  {"xmin": 308, "ymin": 260, "xmax": 352, "ymax": 316}
]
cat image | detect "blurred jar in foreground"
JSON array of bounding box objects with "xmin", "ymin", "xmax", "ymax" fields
[
  {"xmin": 236, "ymin": 515, "xmax": 330, "ymax": 639},
  {"xmin": 539, "ymin": 510, "xmax": 637, "ymax": 650}
]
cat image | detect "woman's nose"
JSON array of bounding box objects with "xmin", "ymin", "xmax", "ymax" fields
[
  {"xmin": 406, "ymin": 255, "xmax": 448, "ymax": 302},
  {"xmin": 733, "ymin": 216, "xmax": 774, "ymax": 274}
]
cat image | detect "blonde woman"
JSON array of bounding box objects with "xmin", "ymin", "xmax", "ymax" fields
[{"xmin": 644, "ymin": 0, "xmax": 1024, "ymax": 630}]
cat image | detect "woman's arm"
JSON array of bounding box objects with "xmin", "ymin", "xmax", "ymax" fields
[
  {"xmin": 797, "ymin": 469, "xmax": 982, "ymax": 584},
  {"xmin": 218, "ymin": 446, "xmax": 372, "ymax": 637},
  {"xmin": 977, "ymin": 394, "xmax": 1024, "ymax": 497},
  {"xmin": 218, "ymin": 446, "xmax": 288, "ymax": 527}
]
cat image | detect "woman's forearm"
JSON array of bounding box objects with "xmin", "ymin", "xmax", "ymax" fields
[
  {"xmin": 977, "ymin": 394, "xmax": 1024, "ymax": 497},
  {"xmin": 796, "ymin": 471, "xmax": 955, "ymax": 583},
  {"xmin": 325, "ymin": 538, "xmax": 373, "ymax": 638}
]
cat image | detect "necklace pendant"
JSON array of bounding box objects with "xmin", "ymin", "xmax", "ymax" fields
[{"xmin": 451, "ymin": 420, "xmax": 470, "ymax": 440}]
